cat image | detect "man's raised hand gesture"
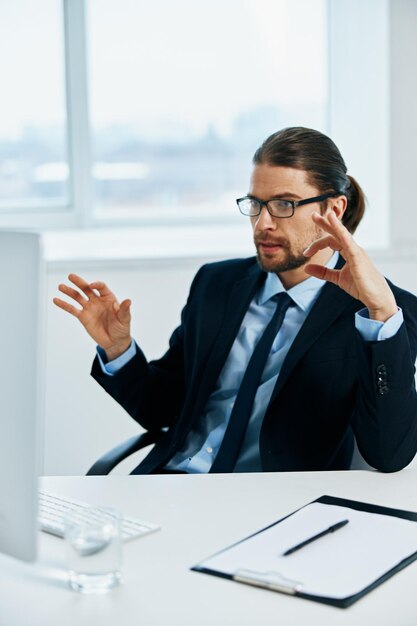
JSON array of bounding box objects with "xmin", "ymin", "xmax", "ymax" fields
[
  {"xmin": 304, "ymin": 210, "xmax": 397, "ymax": 323},
  {"xmin": 53, "ymin": 273, "xmax": 132, "ymax": 361}
]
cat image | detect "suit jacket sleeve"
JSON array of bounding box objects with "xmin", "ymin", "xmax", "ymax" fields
[{"xmin": 352, "ymin": 287, "xmax": 417, "ymax": 472}]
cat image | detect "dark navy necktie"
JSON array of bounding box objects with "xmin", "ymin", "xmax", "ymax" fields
[{"xmin": 209, "ymin": 292, "xmax": 293, "ymax": 473}]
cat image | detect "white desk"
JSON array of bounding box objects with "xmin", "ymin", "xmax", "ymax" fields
[{"xmin": 1, "ymin": 470, "xmax": 417, "ymax": 626}]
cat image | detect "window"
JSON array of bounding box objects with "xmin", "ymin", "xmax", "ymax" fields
[
  {"xmin": 0, "ymin": 0, "xmax": 392, "ymax": 252},
  {"xmin": 87, "ymin": 0, "xmax": 328, "ymax": 222},
  {"xmin": 0, "ymin": 0, "xmax": 69, "ymax": 211}
]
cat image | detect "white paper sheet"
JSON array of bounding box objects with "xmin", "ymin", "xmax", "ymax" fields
[{"xmin": 198, "ymin": 502, "xmax": 417, "ymax": 599}]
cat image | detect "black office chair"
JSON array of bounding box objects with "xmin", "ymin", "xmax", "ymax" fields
[
  {"xmin": 86, "ymin": 430, "xmax": 373, "ymax": 474},
  {"xmin": 86, "ymin": 430, "xmax": 165, "ymax": 475}
]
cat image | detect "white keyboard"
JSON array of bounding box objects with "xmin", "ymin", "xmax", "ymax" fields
[{"xmin": 39, "ymin": 489, "xmax": 160, "ymax": 541}]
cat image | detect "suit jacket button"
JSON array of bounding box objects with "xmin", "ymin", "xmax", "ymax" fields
[
  {"xmin": 378, "ymin": 385, "xmax": 389, "ymax": 395},
  {"xmin": 376, "ymin": 364, "xmax": 387, "ymax": 374}
]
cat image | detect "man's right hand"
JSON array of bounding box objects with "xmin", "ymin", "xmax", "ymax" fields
[{"xmin": 53, "ymin": 273, "xmax": 132, "ymax": 361}]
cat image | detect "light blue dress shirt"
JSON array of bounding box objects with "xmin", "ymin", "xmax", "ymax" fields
[{"xmin": 97, "ymin": 254, "xmax": 403, "ymax": 472}]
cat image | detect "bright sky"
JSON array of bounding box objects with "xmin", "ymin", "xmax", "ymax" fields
[{"xmin": 0, "ymin": 0, "xmax": 327, "ymax": 139}]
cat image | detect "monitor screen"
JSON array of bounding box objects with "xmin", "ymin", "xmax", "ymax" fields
[{"xmin": 0, "ymin": 231, "xmax": 45, "ymax": 562}]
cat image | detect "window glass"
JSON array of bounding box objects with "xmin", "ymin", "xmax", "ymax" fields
[
  {"xmin": 0, "ymin": 0, "xmax": 69, "ymax": 211},
  {"xmin": 88, "ymin": 0, "xmax": 328, "ymax": 221}
]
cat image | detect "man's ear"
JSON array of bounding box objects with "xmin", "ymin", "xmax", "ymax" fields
[{"xmin": 329, "ymin": 195, "xmax": 347, "ymax": 220}]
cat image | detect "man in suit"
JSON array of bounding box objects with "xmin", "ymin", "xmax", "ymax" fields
[{"xmin": 54, "ymin": 127, "xmax": 417, "ymax": 473}]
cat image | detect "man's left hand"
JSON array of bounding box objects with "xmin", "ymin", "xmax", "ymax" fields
[{"xmin": 303, "ymin": 210, "xmax": 397, "ymax": 322}]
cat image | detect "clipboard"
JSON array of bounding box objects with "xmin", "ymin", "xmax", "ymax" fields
[{"xmin": 191, "ymin": 495, "xmax": 417, "ymax": 608}]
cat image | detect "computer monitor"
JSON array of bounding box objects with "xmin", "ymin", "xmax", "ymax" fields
[{"xmin": 0, "ymin": 231, "xmax": 45, "ymax": 562}]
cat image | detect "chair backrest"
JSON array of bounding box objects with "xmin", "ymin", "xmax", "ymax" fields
[{"xmin": 86, "ymin": 431, "xmax": 163, "ymax": 475}]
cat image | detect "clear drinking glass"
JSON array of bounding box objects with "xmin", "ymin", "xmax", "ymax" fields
[{"xmin": 65, "ymin": 506, "xmax": 123, "ymax": 593}]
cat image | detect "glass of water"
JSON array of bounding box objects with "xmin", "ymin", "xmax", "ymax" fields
[{"xmin": 65, "ymin": 506, "xmax": 123, "ymax": 593}]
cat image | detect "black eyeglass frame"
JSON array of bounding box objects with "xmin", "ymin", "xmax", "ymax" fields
[{"xmin": 236, "ymin": 191, "xmax": 342, "ymax": 218}]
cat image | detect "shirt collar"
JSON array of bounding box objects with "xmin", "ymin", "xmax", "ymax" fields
[{"xmin": 258, "ymin": 252, "xmax": 339, "ymax": 312}]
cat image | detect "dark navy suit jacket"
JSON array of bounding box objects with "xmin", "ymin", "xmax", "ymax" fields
[{"xmin": 92, "ymin": 257, "xmax": 417, "ymax": 473}]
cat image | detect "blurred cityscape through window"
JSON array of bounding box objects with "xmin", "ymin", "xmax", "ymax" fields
[
  {"xmin": 0, "ymin": 0, "xmax": 69, "ymax": 211},
  {"xmin": 87, "ymin": 0, "xmax": 328, "ymax": 221},
  {"xmin": 0, "ymin": 0, "xmax": 327, "ymax": 221}
]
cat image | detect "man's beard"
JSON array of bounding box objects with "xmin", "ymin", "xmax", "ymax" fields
[
  {"xmin": 255, "ymin": 245, "xmax": 307, "ymax": 274},
  {"xmin": 254, "ymin": 227, "xmax": 322, "ymax": 275}
]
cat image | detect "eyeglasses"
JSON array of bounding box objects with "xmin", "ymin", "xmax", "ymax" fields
[{"xmin": 236, "ymin": 192, "xmax": 341, "ymax": 218}]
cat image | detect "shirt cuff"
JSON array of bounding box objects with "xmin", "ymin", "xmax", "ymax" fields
[
  {"xmin": 96, "ymin": 341, "xmax": 137, "ymax": 376},
  {"xmin": 355, "ymin": 307, "xmax": 404, "ymax": 341}
]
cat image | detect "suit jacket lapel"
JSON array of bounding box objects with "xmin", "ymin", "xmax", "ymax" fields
[
  {"xmin": 188, "ymin": 263, "xmax": 265, "ymax": 421},
  {"xmin": 269, "ymin": 279, "xmax": 355, "ymax": 406}
]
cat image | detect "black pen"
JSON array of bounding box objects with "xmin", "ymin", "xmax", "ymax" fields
[{"xmin": 282, "ymin": 519, "xmax": 349, "ymax": 556}]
